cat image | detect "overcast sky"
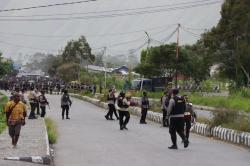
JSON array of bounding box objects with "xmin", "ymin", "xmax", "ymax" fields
[{"xmin": 0, "ymin": 0, "xmax": 223, "ymax": 61}]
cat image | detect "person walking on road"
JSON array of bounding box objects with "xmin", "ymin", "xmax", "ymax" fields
[
  {"xmin": 183, "ymin": 95, "xmax": 196, "ymax": 143},
  {"xmin": 61, "ymin": 89, "xmax": 72, "ymax": 120},
  {"xmin": 167, "ymin": 89, "xmax": 189, "ymax": 149},
  {"xmin": 35, "ymin": 89, "xmax": 40, "ymax": 115},
  {"xmin": 140, "ymin": 91, "xmax": 149, "ymax": 124},
  {"xmin": 117, "ymin": 91, "xmax": 130, "ymax": 130},
  {"xmin": 105, "ymin": 88, "xmax": 119, "ymax": 120},
  {"xmin": 5, "ymin": 93, "xmax": 27, "ymax": 148},
  {"xmin": 161, "ymin": 90, "xmax": 171, "ymax": 127},
  {"xmin": 38, "ymin": 90, "xmax": 49, "ymax": 118},
  {"xmin": 28, "ymin": 87, "xmax": 37, "ymax": 119}
]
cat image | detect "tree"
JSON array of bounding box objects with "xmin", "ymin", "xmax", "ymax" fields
[
  {"xmin": 93, "ymin": 52, "xmax": 104, "ymax": 67},
  {"xmin": 56, "ymin": 63, "xmax": 80, "ymax": 82},
  {"xmin": 62, "ymin": 36, "xmax": 95, "ymax": 65},
  {"xmin": 134, "ymin": 43, "xmax": 180, "ymax": 78},
  {"xmin": 47, "ymin": 56, "xmax": 63, "ymax": 77},
  {"xmin": 0, "ymin": 52, "xmax": 15, "ymax": 77},
  {"xmin": 202, "ymin": 0, "xmax": 250, "ymax": 87},
  {"xmin": 181, "ymin": 43, "xmax": 212, "ymax": 84}
]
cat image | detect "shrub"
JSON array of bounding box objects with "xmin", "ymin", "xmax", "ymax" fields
[
  {"xmin": 45, "ymin": 118, "xmax": 57, "ymax": 144},
  {"xmin": 210, "ymin": 109, "xmax": 250, "ymax": 132},
  {"xmin": 238, "ymin": 87, "xmax": 250, "ymax": 98},
  {"xmin": 211, "ymin": 109, "xmax": 238, "ymax": 127},
  {"xmin": 0, "ymin": 96, "xmax": 8, "ymax": 134}
]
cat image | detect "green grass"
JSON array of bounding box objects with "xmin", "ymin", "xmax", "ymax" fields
[
  {"xmin": 0, "ymin": 95, "xmax": 8, "ymax": 134},
  {"xmin": 131, "ymin": 91, "xmax": 163, "ymax": 99},
  {"xmin": 190, "ymin": 94, "xmax": 250, "ymax": 113},
  {"xmin": 132, "ymin": 90, "xmax": 250, "ymax": 113},
  {"xmin": 45, "ymin": 118, "xmax": 57, "ymax": 144}
]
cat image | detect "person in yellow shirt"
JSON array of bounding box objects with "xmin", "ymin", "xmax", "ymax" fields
[{"xmin": 5, "ymin": 93, "xmax": 27, "ymax": 148}]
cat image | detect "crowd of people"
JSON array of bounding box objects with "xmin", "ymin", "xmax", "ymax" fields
[
  {"xmin": 2, "ymin": 77, "xmax": 74, "ymax": 148},
  {"xmin": 1, "ymin": 76, "xmax": 196, "ymax": 150},
  {"xmin": 105, "ymin": 87, "xmax": 197, "ymax": 149},
  {"xmin": 0, "ymin": 77, "xmax": 97, "ymax": 96}
]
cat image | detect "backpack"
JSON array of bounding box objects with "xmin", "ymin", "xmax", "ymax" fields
[
  {"xmin": 172, "ymin": 96, "xmax": 186, "ymax": 115},
  {"xmin": 39, "ymin": 95, "xmax": 47, "ymax": 104},
  {"xmin": 118, "ymin": 97, "xmax": 128, "ymax": 108},
  {"xmin": 62, "ymin": 94, "xmax": 69, "ymax": 103}
]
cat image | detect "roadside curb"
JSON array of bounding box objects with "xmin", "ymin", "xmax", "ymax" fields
[
  {"xmin": 3, "ymin": 119, "xmax": 52, "ymax": 165},
  {"xmin": 4, "ymin": 156, "xmax": 51, "ymax": 165},
  {"xmin": 71, "ymin": 93, "xmax": 250, "ymax": 148}
]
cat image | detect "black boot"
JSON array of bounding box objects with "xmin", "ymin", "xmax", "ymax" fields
[{"xmin": 168, "ymin": 145, "xmax": 178, "ymax": 149}]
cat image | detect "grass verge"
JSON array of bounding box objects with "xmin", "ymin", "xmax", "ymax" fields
[
  {"xmin": 45, "ymin": 118, "xmax": 57, "ymax": 144},
  {"xmin": 131, "ymin": 91, "xmax": 250, "ymax": 113},
  {"xmin": 197, "ymin": 109, "xmax": 250, "ymax": 132},
  {"xmin": 0, "ymin": 95, "xmax": 8, "ymax": 134},
  {"xmin": 190, "ymin": 94, "xmax": 250, "ymax": 113}
]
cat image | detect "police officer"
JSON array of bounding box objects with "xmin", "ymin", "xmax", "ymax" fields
[
  {"xmin": 35, "ymin": 89, "xmax": 40, "ymax": 115},
  {"xmin": 117, "ymin": 91, "xmax": 130, "ymax": 130},
  {"xmin": 61, "ymin": 89, "xmax": 72, "ymax": 120},
  {"xmin": 161, "ymin": 90, "xmax": 171, "ymax": 127},
  {"xmin": 38, "ymin": 90, "xmax": 49, "ymax": 118},
  {"xmin": 140, "ymin": 91, "xmax": 149, "ymax": 124},
  {"xmin": 28, "ymin": 87, "xmax": 37, "ymax": 119},
  {"xmin": 183, "ymin": 95, "xmax": 197, "ymax": 143},
  {"xmin": 105, "ymin": 88, "xmax": 119, "ymax": 120},
  {"xmin": 167, "ymin": 89, "xmax": 188, "ymax": 149}
]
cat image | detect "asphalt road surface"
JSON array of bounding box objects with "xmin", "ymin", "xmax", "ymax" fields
[{"xmin": 46, "ymin": 94, "xmax": 250, "ymax": 166}]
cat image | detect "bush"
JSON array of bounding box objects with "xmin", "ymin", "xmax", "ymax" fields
[
  {"xmin": 45, "ymin": 118, "xmax": 57, "ymax": 144},
  {"xmin": 0, "ymin": 96, "xmax": 8, "ymax": 134},
  {"xmin": 210, "ymin": 109, "xmax": 250, "ymax": 132},
  {"xmin": 211, "ymin": 109, "xmax": 238, "ymax": 127},
  {"xmin": 99, "ymin": 93, "xmax": 108, "ymax": 102},
  {"xmin": 238, "ymin": 87, "xmax": 250, "ymax": 98}
]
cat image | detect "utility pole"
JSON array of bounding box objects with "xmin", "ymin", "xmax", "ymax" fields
[
  {"xmin": 175, "ymin": 23, "xmax": 181, "ymax": 88},
  {"xmin": 103, "ymin": 47, "xmax": 107, "ymax": 89},
  {"xmin": 140, "ymin": 31, "xmax": 150, "ymax": 91}
]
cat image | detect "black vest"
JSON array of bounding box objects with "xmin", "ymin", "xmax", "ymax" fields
[{"xmin": 171, "ymin": 96, "xmax": 186, "ymax": 115}]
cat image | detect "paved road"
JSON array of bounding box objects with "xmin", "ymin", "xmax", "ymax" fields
[{"xmin": 46, "ymin": 94, "xmax": 250, "ymax": 166}]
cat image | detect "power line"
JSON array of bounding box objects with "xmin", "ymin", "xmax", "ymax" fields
[
  {"xmin": 0, "ymin": 1, "xmax": 223, "ymax": 21},
  {"xmin": 0, "ymin": 0, "xmax": 97, "ymax": 13},
  {"xmin": 0, "ymin": 0, "xmax": 215, "ymax": 18},
  {"xmin": 181, "ymin": 25, "xmax": 208, "ymax": 31},
  {"xmin": 161, "ymin": 27, "xmax": 179, "ymax": 43},
  {"xmin": 0, "ymin": 40, "xmax": 58, "ymax": 52},
  {"xmin": 180, "ymin": 26, "xmax": 201, "ymax": 38},
  {"xmin": 93, "ymin": 25, "xmax": 178, "ymax": 49},
  {"xmin": 0, "ymin": 23, "xmax": 177, "ymax": 39}
]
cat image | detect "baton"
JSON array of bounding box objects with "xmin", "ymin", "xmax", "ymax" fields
[{"xmin": 47, "ymin": 103, "xmax": 51, "ymax": 110}]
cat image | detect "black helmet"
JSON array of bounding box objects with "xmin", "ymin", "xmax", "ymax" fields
[
  {"xmin": 119, "ymin": 91, "xmax": 125, "ymax": 97},
  {"xmin": 172, "ymin": 88, "xmax": 179, "ymax": 95}
]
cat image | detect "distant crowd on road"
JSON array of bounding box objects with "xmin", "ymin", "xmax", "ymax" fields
[
  {"xmin": 1, "ymin": 77, "xmax": 74, "ymax": 148},
  {"xmin": 0, "ymin": 77, "xmax": 97, "ymax": 95},
  {"xmin": 1, "ymin": 76, "xmax": 197, "ymax": 150}
]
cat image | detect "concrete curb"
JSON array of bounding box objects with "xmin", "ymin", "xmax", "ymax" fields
[
  {"xmin": 42, "ymin": 118, "xmax": 51, "ymax": 156},
  {"xmin": 4, "ymin": 156, "xmax": 51, "ymax": 165},
  {"xmin": 3, "ymin": 119, "xmax": 52, "ymax": 165},
  {"xmin": 71, "ymin": 94, "xmax": 250, "ymax": 147}
]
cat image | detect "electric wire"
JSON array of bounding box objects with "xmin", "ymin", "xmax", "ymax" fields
[
  {"xmin": 0, "ymin": 0, "xmax": 98, "ymax": 13},
  {"xmin": 0, "ymin": 0, "xmax": 215, "ymax": 18},
  {"xmin": 0, "ymin": 23, "xmax": 177, "ymax": 39},
  {"xmin": 180, "ymin": 26, "xmax": 201, "ymax": 38},
  {"xmin": 0, "ymin": 40, "xmax": 58, "ymax": 52},
  {"xmin": 0, "ymin": 1, "xmax": 223, "ymax": 21}
]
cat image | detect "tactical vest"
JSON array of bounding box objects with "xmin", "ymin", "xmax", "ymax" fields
[{"xmin": 171, "ymin": 96, "xmax": 186, "ymax": 115}]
